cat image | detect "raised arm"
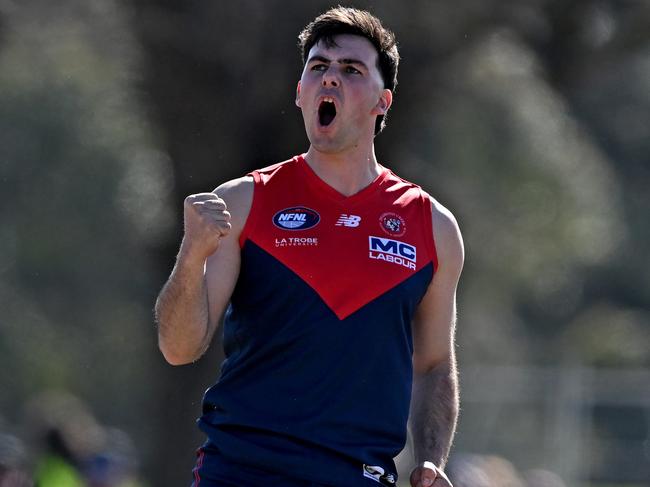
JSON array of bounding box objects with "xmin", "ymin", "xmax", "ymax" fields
[
  {"xmin": 409, "ymin": 199, "xmax": 464, "ymax": 487},
  {"xmin": 155, "ymin": 176, "xmax": 253, "ymax": 365}
]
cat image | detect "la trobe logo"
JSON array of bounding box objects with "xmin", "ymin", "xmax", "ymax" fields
[{"xmin": 273, "ymin": 207, "xmax": 320, "ymax": 230}]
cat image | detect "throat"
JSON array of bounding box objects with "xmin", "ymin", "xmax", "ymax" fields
[{"xmin": 302, "ymin": 153, "xmax": 383, "ymax": 197}]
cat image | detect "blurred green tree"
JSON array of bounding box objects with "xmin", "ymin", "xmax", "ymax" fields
[
  {"xmin": 0, "ymin": 0, "xmax": 172, "ymax": 481},
  {"xmin": 1, "ymin": 0, "xmax": 648, "ymax": 485}
]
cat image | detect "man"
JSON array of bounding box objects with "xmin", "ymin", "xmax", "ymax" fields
[{"xmin": 156, "ymin": 7, "xmax": 464, "ymax": 487}]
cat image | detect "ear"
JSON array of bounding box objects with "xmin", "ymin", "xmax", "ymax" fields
[
  {"xmin": 295, "ymin": 81, "xmax": 302, "ymax": 108},
  {"xmin": 372, "ymin": 89, "xmax": 393, "ymax": 115}
]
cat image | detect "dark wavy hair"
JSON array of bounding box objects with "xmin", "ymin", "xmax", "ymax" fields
[{"xmin": 298, "ymin": 7, "xmax": 400, "ymax": 135}]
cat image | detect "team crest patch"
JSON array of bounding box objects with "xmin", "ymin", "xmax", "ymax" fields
[
  {"xmin": 379, "ymin": 212, "xmax": 406, "ymax": 237},
  {"xmin": 273, "ymin": 207, "xmax": 320, "ymax": 230}
]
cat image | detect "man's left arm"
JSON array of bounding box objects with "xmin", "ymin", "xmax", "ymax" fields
[{"xmin": 409, "ymin": 199, "xmax": 465, "ymax": 487}]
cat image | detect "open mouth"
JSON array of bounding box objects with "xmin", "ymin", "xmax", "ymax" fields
[{"xmin": 318, "ymin": 98, "xmax": 337, "ymax": 126}]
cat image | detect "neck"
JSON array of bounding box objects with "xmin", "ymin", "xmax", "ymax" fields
[{"xmin": 303, "ymin": 144, "xmax": 382, "ymax": 197}]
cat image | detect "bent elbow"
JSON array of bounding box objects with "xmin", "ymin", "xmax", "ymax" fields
[
  {"xmin": 162, "ymin": 352, "xmax": 192, "ymax": 367},
  {"xmin": 158, "ymin": 340, "xmax": 198, "ymax": 366}
]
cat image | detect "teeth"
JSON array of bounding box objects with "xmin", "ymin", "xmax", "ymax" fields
[{"xmin": 323, "ymin": 97, "xmax": 334, "ymax": 103}]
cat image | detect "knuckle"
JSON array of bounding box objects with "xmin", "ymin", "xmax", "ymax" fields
[{"xmin": 205, "ymin": 198, "xmax": 226, "ymax": 208}]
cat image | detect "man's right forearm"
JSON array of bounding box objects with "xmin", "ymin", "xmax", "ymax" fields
[{"xmin": 155, "ymin": 242, "xmax": 210, "ymax": 365}]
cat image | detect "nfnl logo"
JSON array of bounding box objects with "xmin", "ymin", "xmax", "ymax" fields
[
  {"xmin": 369, "ymin": 236, "xmax": 416, "ymax": 270},
  {"xmin": 273, "ymin": 207, "xmax": 320, "ymax": 230}
]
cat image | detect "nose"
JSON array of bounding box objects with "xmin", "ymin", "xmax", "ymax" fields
[{"xmin": 322, "ymin": 67, "xmax": 339, "ymax": 88}]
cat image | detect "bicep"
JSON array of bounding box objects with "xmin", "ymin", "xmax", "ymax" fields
[
  {"xmin": 412, "ymin": 270, "xmax": 459, "ymax": 374},
  {"xmin": 205, "ymin": 234, "xmax": 241, "ymax": 330},
  {"xmin": 412, "ymin": 202, "xmax": 464, "ymax": 374},
  {"xmin": 204, "ymin": 176, "xmax": 253, "ymax": 335}
]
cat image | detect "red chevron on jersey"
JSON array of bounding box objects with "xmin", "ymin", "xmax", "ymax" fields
[{"xmin": 239, "ymin": 155, "xmax": 438, "ymax": 320}]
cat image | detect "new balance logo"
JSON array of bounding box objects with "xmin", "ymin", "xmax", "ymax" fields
[{"xmin": 336, "ymin": 214, "xmax": 361, "ymax": 227}]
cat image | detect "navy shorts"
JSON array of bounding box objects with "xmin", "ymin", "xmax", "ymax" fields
[
  {"xmin": 191, "ymin": 443, "xmax": 331, "ymax": 487},
  {"xmin": 190, "ymin": 442, "xmax": 388, "ymax": 487}
]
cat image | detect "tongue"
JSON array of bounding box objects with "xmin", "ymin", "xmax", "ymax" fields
[{"xmin": 319, "ymin": 103, "xmax": 336, "ymax": 126}]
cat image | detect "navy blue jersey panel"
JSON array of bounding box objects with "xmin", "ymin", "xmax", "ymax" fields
[{"xmin": 199, "ymin": 241, "xmax": 433, "ymax": 485}]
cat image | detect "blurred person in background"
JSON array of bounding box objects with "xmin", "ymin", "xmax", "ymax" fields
[
  {"xmin": 0, "ymin": 431, "xmax": 32, "ymax": 487},
  {"xmin": 82, "ymin": 428, "xmax": 145, "ymax": 487},
  {"xmin": 24, "ymin": 391, "xmax": 102, "ymax": 487},
  {"xmin": 23, "ymin": 391, "xmax": 146, "ymax": 487},
  {"xmin": 156, "ymin": 6, "xmax": 464, "ymax": 487}
]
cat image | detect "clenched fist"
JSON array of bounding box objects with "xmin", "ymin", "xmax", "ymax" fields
[
  {"xmin": 410, "ymin": 462, "xmax": 453, "ymax": 487},
  {"xmin": 182, "ymin": 192, "xmax": 232, "ymax": 259}
]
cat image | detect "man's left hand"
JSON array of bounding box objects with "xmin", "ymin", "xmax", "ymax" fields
[{"xmin": 409, "ymin": 461, "xmax": 453, "ymax": 487}]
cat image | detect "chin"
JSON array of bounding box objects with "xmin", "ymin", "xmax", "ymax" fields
[
  {"xmin": 309, "ymin": 136, "xmax": 346, "ymax": 154},
  {"xmin": 307, "ymin": 127, "xmax": 349, "ymax": 152}
]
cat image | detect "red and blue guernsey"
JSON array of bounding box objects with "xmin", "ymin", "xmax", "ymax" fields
[{"xmin": 197, "ymin": 154, "xmax": 438, "ymax": 486}]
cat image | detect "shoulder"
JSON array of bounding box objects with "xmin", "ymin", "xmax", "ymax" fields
[
  {"xmin": 379, "ymin": 169, "xmax": 464, "ymax": 270},
  {"xmin": 213, "ymin": 175, "xmax": 254, "ymax": 235},
  {"xmin": 214, "ymin": 175, "xmax": 254, "ymax": 201},
  {"xmin": 254, "ymin": 156, "xmax": 301, "ymax": 183},
  {"xmin": 429, "ymin": 196, "xmax": 464, "ymax": 278},
  {"xmin": 213, "ymin": 175, "xmax": 254, "ymax": 215}
]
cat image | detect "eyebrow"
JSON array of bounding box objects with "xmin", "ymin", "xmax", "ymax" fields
[{"xmin": 307, "ymin": 55, "xmax": 369, "ymax": 70}]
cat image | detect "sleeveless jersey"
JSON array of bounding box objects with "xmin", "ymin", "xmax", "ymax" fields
[{"xmin": 198, "ymin": 154, "xmax": 437, "ymax": 486}]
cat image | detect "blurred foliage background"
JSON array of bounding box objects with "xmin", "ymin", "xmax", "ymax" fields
[{"xmin": 0, "ymin": 0, "xmax": 648, "ymax": 486}]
